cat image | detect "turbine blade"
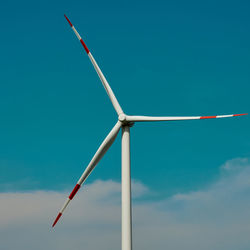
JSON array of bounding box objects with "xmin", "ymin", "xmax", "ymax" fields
[
  {"xmin": 64, "ymin": 14, "xmax": 123, "ymax": 115},
  {"xmin": 52, "ymin": 121, "xmax": 122, "ymax": 227},
  {"xmin": 125, "ymin": 113, "xmax": 247, "ymax": 122}
]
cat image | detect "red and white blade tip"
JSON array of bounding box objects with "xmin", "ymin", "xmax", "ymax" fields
[
  {"xmin": 64, "ymin": 14, "xmax": 90, "ymax": 54},
  {"xmin": 200, "ymin": 113, "xmax": 247, "ymax": 119},
  {"xmin": 52, "ymin": 184, "xmax": 81, "ymax": 228}
]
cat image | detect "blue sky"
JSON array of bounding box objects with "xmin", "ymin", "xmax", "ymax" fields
[
  {"xmin": 0, "ymin": 0, "xmax": 249, "ymax": 198},
  {"xmin": 1, "ymin": 1, "xmax": 250, "ymax": 249}
]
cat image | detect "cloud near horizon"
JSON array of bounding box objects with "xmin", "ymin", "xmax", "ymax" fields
[{"xmin": 0, "ymin": 158, "xmax": 250, "ymax": 250}]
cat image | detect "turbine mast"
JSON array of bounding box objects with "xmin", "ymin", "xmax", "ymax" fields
[{"xmin": 122, "ymin": 125, "xmax": 132, "ymax": 250}]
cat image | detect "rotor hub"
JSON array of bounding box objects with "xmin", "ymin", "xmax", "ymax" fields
[{"xmin": 118, "ymin": 113, "xmax": 127, "ymax": 122}]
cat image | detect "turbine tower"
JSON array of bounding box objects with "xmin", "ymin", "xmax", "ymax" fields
[{"xmin": 52, "ymin": 14, "xmax": 247, "ymax": 250}]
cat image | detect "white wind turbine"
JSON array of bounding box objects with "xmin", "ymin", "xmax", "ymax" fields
[{"xmin": 52, "ymin": 14, "xmax": 247, "ymax": 250}]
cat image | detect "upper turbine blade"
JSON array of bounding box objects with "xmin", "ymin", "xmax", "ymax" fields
[
  {"xmin": 64, "ymin": 14, "xmax": 123, "ymax": 115},
  {"xmin": 52, "ymin": 121, "xmax": 122, "ymax": 227},
  {"xmin": 125, "ymin": 113, "xmax": 247, "ymax": 122}
]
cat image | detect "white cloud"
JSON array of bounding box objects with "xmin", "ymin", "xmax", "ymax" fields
[
  {"xmin": 221, "ymin": 157, "xmax": 249, "ymax": 171},
  {"xmin": 0, "ymin": 158, "xmax": 250, "ymax": 250}
]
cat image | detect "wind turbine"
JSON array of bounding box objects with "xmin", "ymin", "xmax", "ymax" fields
[{"xmin": 52, "ymin": 14, "xmax": 247, "ymax": 250}]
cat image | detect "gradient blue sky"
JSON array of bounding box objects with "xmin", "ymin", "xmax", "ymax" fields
[{"xmin": 0, "ymin": 0, "xmax": 249, "ymax": 198}]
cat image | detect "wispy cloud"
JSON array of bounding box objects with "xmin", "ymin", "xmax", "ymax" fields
[{"xmin": 0, "ymin": 158, "xmax": 250, "ymax": 250}]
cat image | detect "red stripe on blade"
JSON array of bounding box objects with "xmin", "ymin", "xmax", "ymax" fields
[
  {"xmin": 69, "ymin": 184, "xmax": 81, "ymax": 200},
  {"xmin": 80, "ymin": 39, "xmax": 90, "ymax": 54},
  {"xmin": 233, "ymin": 113, "xmax": 248, "ymax": 117},
  {"xmin": 200, "ymin": 116, "xmax": 217, "ymax": 119},
  {"xmin": 64, "ymin": 14, "xmax": 73, "ymax": 27},
  {"xmin": 52, "ymin": 212, "xmax": 62, "ymax": 227}
]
